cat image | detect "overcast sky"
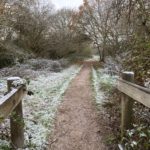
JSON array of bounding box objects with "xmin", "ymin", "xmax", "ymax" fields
[
  {"xmin": 50, "ymin": 0, "xmax": 83, "ymax": 9},
  {"xmin": 51, "ymin": 0, "xmax": 83, "ymax": 9}
]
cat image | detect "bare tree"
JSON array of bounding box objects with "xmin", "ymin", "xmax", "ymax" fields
[{"xmin": 72, "ymin": 0, "xmax": 114, "ymax": 61}]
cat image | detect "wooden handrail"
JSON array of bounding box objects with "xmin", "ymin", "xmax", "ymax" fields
[
  {"xmin": 117, "ymin": 78, "xmax": 150, "ymax": 108},
  {"xmin": 116, "ymin": 72, "xmax": 150, "ymax": 140},
  {"xmin": 118, "ymin": 78, "xmax": 150, "ymax": 94},
  {"xmin": 0, "ymin": 77, "xmax": 27, "ymax": 149},
  {"xmin": 0, "ymin": 85, "xmax": 26, "ymax": 122}
]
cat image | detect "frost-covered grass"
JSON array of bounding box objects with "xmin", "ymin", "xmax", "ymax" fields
[
  {"xmin": 92, "ymin": 67, "xmax": 116, "ymax": 106},
  {"xmin": 92, "ymin": 68, "xmax": 105, "ymax": 105},
  {"xmin": 0, "ymin": 78, "xmax": 7, "ymax": 99},
  {"xmin": 85, "ymin": 55, "xmax": 100, "ymax": 61},
  {"xmin": 0, "ymin": 65, "xmax": 82, "ymax": 150}
]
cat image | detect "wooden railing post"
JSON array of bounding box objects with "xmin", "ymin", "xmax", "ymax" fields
[
  {"xmin": 7, "ymin": 77, "xmax": 24, "ymax": 148},
  {"xmin": 121, "ymin": 72, "xmax": 134, "ymax": 138}
]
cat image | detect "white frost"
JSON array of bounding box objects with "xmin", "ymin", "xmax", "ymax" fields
[
  {"xmin": 92, "ymin": 67, "xmax": 116, "ymax": 106},
  {"xmin": 23, "ymin": 65, "xmax": 82, "ymax": 149},
  {"xmin": 0, "ymin": 65, "xmax": 82, "ymax": 149}
]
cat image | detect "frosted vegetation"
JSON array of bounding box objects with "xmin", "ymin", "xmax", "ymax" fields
[
  {"xmin": 23, "ymin": 65, "xmax": 81, "ymax": 149},
  {"xmin": 0, "ymin": 59, "xmax": 69, "ymax": 79},
  {"xmin": 92, "ymin": 67, "xmax": 117, "ymax": 107},
  {"xmin": 85, "ymin": 55, "xmax": 100, "ymax": 61},
  {"xmin": 0, "ymin": 79, "xmax": 7, "ymax": 99},
  {"xmin": 0, "ymin": 61, "xmax": 81, "ymax": 149}
]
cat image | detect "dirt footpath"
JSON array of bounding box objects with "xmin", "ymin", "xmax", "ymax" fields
[{"xmin": 48, "ymin": 64, "xmax": 107, "ymax": 150}]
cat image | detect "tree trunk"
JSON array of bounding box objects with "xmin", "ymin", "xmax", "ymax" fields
[
  {"xmin": 97, "ymin": 47, "xmax": 102, "ymax": 62},
  {"xmin": 101, "ymin": 49, "xmax": 105, "ymax": 62}
]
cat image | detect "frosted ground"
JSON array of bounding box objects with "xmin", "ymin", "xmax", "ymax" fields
[{"xmin": 0, "ymin": 64, "xmax": 82, "ymax": 149}]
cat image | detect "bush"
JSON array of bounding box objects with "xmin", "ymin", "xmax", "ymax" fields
[
  {"xmin": 50, "ymin": 61, "xmax": 62, "ymax": 72},
  {"xmin": 27, "ymin": 59, "xmax": 63, "ymax": 72},
  {"xmin": 0, "ymin": 53, "xmax": 15, "ymax": 68},
  {"xmin": 122, "ymin": 124, "xmax": 150, "ymax": 150},
  {"xmin": 59, "ymin": 59, "xmax": 69, "ymax": 68},
  {"xmin": 28, "ymin": 59, "xmax": 49, "ymax": 70}
]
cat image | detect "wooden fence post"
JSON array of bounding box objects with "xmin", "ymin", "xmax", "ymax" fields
[
  {"xmin": 121, "ymin": 72, "xmax": 134, "ymax": 138},
  {"xmin": 7, "ymin": 77, "xmax": 24, "ymax": 148}
]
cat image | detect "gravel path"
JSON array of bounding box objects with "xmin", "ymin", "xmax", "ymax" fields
[{"xmin": 48, "ymin": 63, "xmax": 107, "ymax": 150}]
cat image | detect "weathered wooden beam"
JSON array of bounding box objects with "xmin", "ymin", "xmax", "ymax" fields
[
  {"xmin": 120, "ymin": 72, "xmax": 134, "ymax": 138},
  {"xmin": 8, "ymin": 77, "xmax": 25, "ymax": 149},
  {"xmin": 0, "ymin": 77, "xmax": 27, "ymax": 148},
  {"xmin": 0, "ymin": 86, "xmax": 26, "ymax": 122},
  {"xmin": 117, "ymin": 78, "xmax": 150, "ymax": 108}
]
